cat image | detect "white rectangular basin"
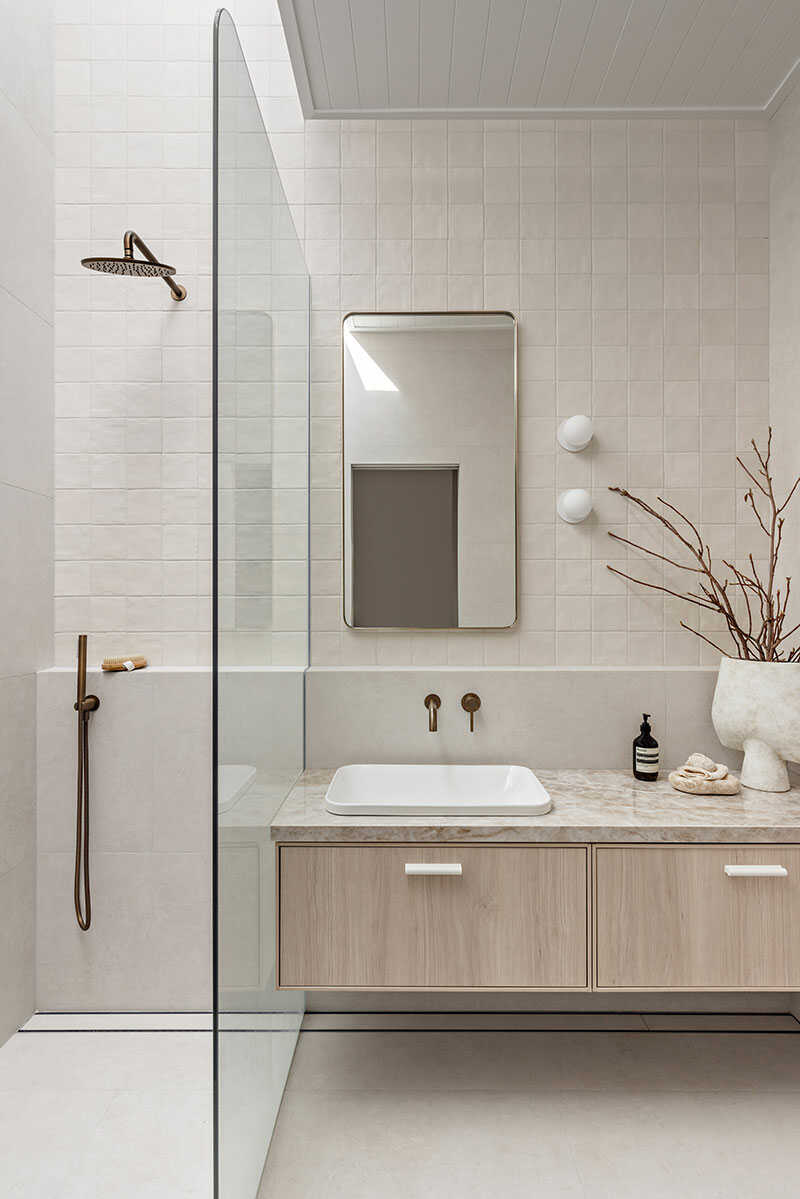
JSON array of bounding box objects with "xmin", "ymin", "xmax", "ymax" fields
[{"xmin": 325, "ymin": 764, "xmax": 552, "ymax": 816}]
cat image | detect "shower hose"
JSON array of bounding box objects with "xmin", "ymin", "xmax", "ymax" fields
[{"xmin": 74, "ymin": 711, "xmax": 91, "ymax": 931}]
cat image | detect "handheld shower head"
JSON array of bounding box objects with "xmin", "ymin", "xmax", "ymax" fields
[{"xmin": 81, "ymin": 230, "xmax": 187, "ymax": 300}]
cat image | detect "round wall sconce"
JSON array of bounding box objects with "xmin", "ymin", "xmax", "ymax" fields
[
  {"xmin": 557, "ymin": 488, "xmax": 593, "ymax": 524},
  {"xmin": 557, "ymin": 414, "xmax": 593, "ymax": 452}
]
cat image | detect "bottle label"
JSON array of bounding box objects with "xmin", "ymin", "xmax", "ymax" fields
[{"xmin": 635, "ymin": 747, "xmax": 659, "ymax": 774}]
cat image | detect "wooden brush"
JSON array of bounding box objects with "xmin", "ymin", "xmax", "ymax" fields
[{"xmin": 101, "ymin": 655, "xmax": 148, "ymax": 672}]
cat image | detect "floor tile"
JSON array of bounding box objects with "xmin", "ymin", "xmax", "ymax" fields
[
  {"xmin": 285, "ymin": 1029, "xmax": 800, "ymax": 1094},
  {"xmin": 0, "ymin": 1088, "xmax": 115, "ymax": 1199},
  {"xmin": 0, "ymin": 1030, "xmax": 214, "ymax": 1199},
  {"xmin": 0, "ymin": 1031, "xmax": 212, "ymax": 1092},
  {"xmin": 261, "ymin": 1087, "xmax": 800, "ymax": 1199},
  {"xmin": 263, "ymin": 1031, "xmax": 800, "ymax": 1198},
  {"xmin": 58, "ymin": 1089, "xmax": 212, "ymax": 1199},
  {"xmin": 260, "ymin": 1091, "xmax": 585, "ymax": 1199}
]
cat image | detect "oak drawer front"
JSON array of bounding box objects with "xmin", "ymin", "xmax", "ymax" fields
[
  {"xmin": 596, "ymin": 846, "xmax": 800, "ymax": 990},
  {"xmin": 278, "ymin": 845, "xmax": 589, "ymax": 989}
]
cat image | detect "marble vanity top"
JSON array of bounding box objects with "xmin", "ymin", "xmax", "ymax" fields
[{"xmin": 270, "ymin": 768, "xmax": 800, "ymax": 843}]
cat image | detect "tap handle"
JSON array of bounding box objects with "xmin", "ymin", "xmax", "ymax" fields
[{"xmin": 461, "ymin": 692, "xmax": 481, "ymax": 732}]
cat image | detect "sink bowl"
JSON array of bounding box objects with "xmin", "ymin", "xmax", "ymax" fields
[{"xmin": 324, "ymin": 764, "xmax": 552, "ymax": 816}]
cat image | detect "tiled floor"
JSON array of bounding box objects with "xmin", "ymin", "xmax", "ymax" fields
[
  {"xmin": 0, "ymin": 1018, "xmax": 213, "ymax": 1199},
  {"xmin": 260, "ymin": 1018, "xmax": 800, "ymax": 1199},
  {"xmin": 5, "ymin": 1013, "xmax": 800, "ymax": 1198}
]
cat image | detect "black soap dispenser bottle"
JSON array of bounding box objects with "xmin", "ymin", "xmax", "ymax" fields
[{"xmin": 633, "ymin": 713, "xmax": 659, "ymax": 781}]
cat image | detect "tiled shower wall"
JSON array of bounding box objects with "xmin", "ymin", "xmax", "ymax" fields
[
  {"xmin": 54, "ymin": 2, "xmax": 215, "ymax": 667},
  {"xmin": 54, "ymin": 2, "xmax": 770, "ymax": 668},
  {"xmin": 53, "ymin": 1, "xmax": 293, "ymax": 667}
]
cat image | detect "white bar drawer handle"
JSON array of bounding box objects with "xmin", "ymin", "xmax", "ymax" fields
[
  {"xmin": 405, "ymin": 863, "xmax": 462, "ymax": 876},
  {"xmin": 724, "ymin": 865, "xmax": 788, "ymax": 878}
]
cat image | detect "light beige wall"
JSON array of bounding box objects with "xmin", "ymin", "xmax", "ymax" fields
[
  {"xmin": 53, "ymin": 0, "xmax": 774, "ymax": 671},
  {"xmin": 306, "ymin": 666, "xmax": 737, "ymax": 771},
  {"xmin": 0, "ymin": 0, "xmax": 53, "ymax": 1044},
  {"xmin": 300, "ymin": 116, "xmax": 770, "ymax": 669},
  {"xmin": 36, "ymin": 669, "xmax": 211, "ymax": 1010},
  {"xmin": 52, "ymin": 2, "xmax": 300, "ymax": 668},
  {"xmin": 769, "ymin": 81, "xmax": 800, "ymax": 595},
  {"xmin": 35, "ymin": 665, "xmax": 304, "ymax": 1011}
]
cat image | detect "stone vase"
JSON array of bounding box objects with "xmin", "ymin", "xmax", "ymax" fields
[{"xmin": 711, "ymin": 658, "xmax": 800, "ymax": 792}]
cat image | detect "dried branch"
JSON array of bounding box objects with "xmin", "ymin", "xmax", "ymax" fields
[
  {"xmin": 607, "ymin": 428, "xmax": 800, "ymax": 660},
  {"xmin": 779, "ymin": 475, "xmax": 800, "ymax": 515},
  {"xmin": 606, "ymin": 565, "xmax": 718, "ymax": 611},
  {"xmin": 607, "ymin": 530, "xmax": 703, "ymax": 574},
  {"xmin": 679, "ymin": 622, "xmax": 730, "ymax": 657}
]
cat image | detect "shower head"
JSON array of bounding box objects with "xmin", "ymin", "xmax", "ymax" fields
[
  {"xmin": 81, "ymin": 230, "xmax": 187, "ymax": 301},
  {"xmin": 82, "ymin": 256, "xmax": 175, "ymax": 279}
]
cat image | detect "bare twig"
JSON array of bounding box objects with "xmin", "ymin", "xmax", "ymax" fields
[
  {"xmin": 679, "ymin": 621, "xmax": 730, "ymax": 656},
  {"xmin": 606, "ymin": 565, "xmax": 718, "ymax": 610},
  {"xmin": 607, "ymin": 530, "xmax": 703, "ymax": 574},
  {"xmin": 608, "ymin": 428, "xmax": 800, "ymax": 660}
]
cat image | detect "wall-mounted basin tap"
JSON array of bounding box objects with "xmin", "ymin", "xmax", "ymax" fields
[
  {"xmin": 424, "ymin": 693, "xmax": 441, "ymax": 732},
  {"xmin": 461, "ymin": 692, "xmax": 481, "ymax": 731}
]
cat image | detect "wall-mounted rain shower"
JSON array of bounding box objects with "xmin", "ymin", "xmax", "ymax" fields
[
  {"xmin": 81, "ymin": 230, "xmax": 187, "ymax": 301},
  {"xmin": 74, "ymin": 635, "xmax": 99, "ymax": 931}
]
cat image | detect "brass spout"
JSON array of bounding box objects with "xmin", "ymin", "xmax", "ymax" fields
[{"xmin": 424, "ymin": 693, "xmax": 441, "ymax": 733}]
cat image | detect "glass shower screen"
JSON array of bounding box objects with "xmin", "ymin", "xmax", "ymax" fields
[{"xmin": 212, "ymin": 10, "xmax": 309, "ymax": 1198}]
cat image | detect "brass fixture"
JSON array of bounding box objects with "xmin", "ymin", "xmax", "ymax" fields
[
  {"xmin": 73, "ymin": 634, "xmax": 100, "ymax": 931},
  {"xmin": 81, "ymin": 230, "xmax": 187, "ymax": 301},
  {"xmin": 424, "ymin": 693, "xmax": 441, "ymax": 733},
  {"xmin": 461, "ymin": 692, "xmax": 481, "ymax": 732}
]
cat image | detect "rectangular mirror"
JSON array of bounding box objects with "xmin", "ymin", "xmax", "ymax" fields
[{"xmin": 343, "ymin": 312, "xmax": 517, "ymax": 629}]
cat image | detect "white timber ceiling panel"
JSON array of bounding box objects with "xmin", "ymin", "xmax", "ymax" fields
[{"xmin": 278, "ymin": 0, "xmax": 800, "ymax": 119}]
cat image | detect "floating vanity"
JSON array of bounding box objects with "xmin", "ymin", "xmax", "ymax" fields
[{"xmin": 271, "ymin": 769, "xmax": 800, "ymax": 995}]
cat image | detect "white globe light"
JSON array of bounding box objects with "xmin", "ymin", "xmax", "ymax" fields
[
  {"xmin": 557, "ymin": 414, "xmax": 594, "ymax": 452},
  {"xmin": 557, "ymin": 488, "xmax": 593, "ymax": 524}
]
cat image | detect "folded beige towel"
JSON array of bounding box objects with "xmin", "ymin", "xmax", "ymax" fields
[{"xmin": 669, "ymin": 752, "xmax": 741, "ymax": 795}]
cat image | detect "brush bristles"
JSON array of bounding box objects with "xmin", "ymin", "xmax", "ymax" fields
[{"xmin": 101, "ymin": 655, "xmax": 148, "ymax": 671}]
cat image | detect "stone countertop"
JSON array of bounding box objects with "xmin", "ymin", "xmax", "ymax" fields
[{"xmin": 270, "ymin": 768, "xmax": 800, "ymax": 843}]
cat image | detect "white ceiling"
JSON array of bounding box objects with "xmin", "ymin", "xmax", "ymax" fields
[{"xmin": 278, "ymin": 0, "xmax": 800, "ymax": 119}]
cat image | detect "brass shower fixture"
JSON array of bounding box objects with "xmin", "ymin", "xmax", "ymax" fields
[
  {"xmin": 74, "ymin": 634, "xmax": 100, "ymax": 931},
  {"xmin": 81, "ymin": 230, "xmax": 187, "ymax": 301}
]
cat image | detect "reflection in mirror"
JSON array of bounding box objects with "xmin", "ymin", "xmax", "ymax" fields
[{"xmin": 343, "ymin": 313, "xmax": 517, "ymax": 629}]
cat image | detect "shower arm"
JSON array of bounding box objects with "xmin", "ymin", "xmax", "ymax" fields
[{"xmin": 123, "ymin": 230, "xmax": 187, "ymax": 301}]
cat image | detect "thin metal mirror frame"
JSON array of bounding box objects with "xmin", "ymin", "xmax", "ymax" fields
[{"xmin": 341, "ymin": 310, "xmax": 518, "ymax": 632}]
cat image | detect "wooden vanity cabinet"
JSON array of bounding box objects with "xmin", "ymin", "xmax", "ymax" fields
[
  {"xmin": 276, "ymin": 840, "xmax": 800, "ymax": 992},
  {"xmin": 277, "ymin": 843, "xmax": 590, "ymax": 990},
  {"xmin": 595, "ymin": 845, "xmax": 800, "ymax": 991}
]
